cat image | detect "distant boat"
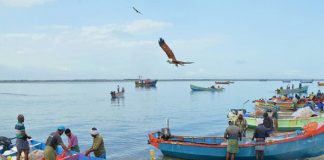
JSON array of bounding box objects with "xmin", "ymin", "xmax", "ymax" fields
[
  {"xmin": 111, "ymin": 91, "xmax": 124, "ymax": 98},
  {"xmin": 215, "ymin": 81, "xmax": 233, "ymax": 84},
  {"xmin": 259, "ymin": 79, "xmax": 268, "ymax": 81},
  {"xmin": 283, "ymin": 80, "xmax": 291, "ymax": 83},
  {"xmin": 190, "ymin": 84, "xmax": 224, "ymax": 91},
  {"xmin": 318, "ymin": 82, "xmax": 324, "ymax": 86},
  {"xmin": 135, "ymin": 79, "xmax": 158, "ymax": 87},
  {"xmin": 276, "ymin": 86, "xmax": 308, "ymax": 95},
  {"xmin": 148, "ymin": 123, "xmax": 324, "ymax": 160},
  {"xmin": 300, "ymin": 80, "xmax": 313, "ymax": 83}
]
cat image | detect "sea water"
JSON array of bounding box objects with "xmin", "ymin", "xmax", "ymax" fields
[{"xmin": 0, "ymin": 81, "xmax": 322, "ymax": 160}]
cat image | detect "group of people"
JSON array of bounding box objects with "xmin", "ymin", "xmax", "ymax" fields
[
  {"xmin": 224, "ymin": 104, "xmax": 279, "ymax": 160},
  {"xmin": 14, "ymin": 114, "xmax": 106, "ymax": 160}
]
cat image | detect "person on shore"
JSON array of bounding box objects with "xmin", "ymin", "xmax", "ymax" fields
[
  {"xmin": 263, "ymin": 113, "xmax": 274, "ymax": 135},
  {"xmin": 44, "ymin": 126, "xmax": 69, "ymax": 160},
  {"xmin": 224, "ymin": 121, "xmax": 242, "ymax": 160},
  {"xmin": 64, "ymin": 128, "xmax": 80, "ymax": 152},
  {"xmin": 85, "ymin": 127, "xmax": 106, "ymax": 159},
  {"xmin": 15, "ymin": 114, "xmax": 32, "ymax": 160},
  {"xmin": 234, "ymin": 114, "xmax": 247, "ymax": 137},
  {"xmin": 271, "ymin": 103, "xmax": 280, "ymax": 132},
  {"xmin": 252, "ymin": 122, "xmax": 270, "ymax": 160}
]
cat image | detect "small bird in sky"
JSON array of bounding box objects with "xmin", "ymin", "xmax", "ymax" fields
[{"xmin": 132, "ymin": 6, "xmax": 142, "ymax": 14}]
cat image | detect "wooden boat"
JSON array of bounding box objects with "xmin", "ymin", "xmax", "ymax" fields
[
  {"xmin": 276, "ymin": 86, "xmax": 308, "ymax": 95},
  {"xmin": 135, "ymin": 79, "xmax": 158, "ymax": 87},
  {"xmin": 0, "ymin": 139, "xmax": 103, "ymax": 160},
  {"xmin": 148, "ymin": 123, "xmax": 324, "ymax": 160},
  {"xmin": 190, "ymin": 84, "xmax": 224, "ymax": 91},
  {"xmin": 215, "ymin": 81, "xmax": 233, "ymax": 84},
  {"xmin": 253, "ymin": 99, "xmax": 305, "ymax": 111},
  {"xmin": 282, "ymin": 80, "xmax": 291, "ymax": 83},
  {"xmin": 110, "ymin": 91, "xmax": 124, "ymax": 98},
  {"xmin": 245, "ymin": 113, "xmax": 324, "ymax": 131},
  {"xmin": 318, "ymin": 82, "xmax": 324, "ymax": 86},
  {"xmin": 300, "ymin": 80, "xmax": 313, "ymax": 83}
]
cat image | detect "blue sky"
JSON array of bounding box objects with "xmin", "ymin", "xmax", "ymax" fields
[{"xmin": 0, "ymin": 0, "xmax": 323, "ymax": 79}]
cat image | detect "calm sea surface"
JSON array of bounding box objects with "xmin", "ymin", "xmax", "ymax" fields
[{"xmin": 0, "ymin": 81, "xmax": 322, "ymax": 160}]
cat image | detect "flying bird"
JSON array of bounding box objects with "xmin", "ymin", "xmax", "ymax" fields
[
  {"xmin": 132, "ymin": 6, "xmax": 142, "ymax": 14},
  {"xmin": 158, "ymin": 38, "xmax": 194, "ymax": 67}
]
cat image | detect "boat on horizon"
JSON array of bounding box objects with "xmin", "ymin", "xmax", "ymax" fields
[
  {"xmin": 215, "ymin": 81, "xmax": 233, "ymax": 84},
  {"xmin": 318, "ymin": 82, "xmax": 324, "ymax": 86},
  {"xmin": 135, "ymin": 79, "xmax": 158, "ymax": 87},
  {"xmin": 300, "ymin": 80, "xmax": 313, "ymax": 83},
  {"xmin": 148, "ymin": 123, "xmax": 324, "ymax": 160},
  {"xmin": 190, "ymin": 84, "xmax": 224, "ymax": 92}
]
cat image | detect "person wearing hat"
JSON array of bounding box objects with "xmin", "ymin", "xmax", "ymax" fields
[
  {"xmin": 15, "ymin": 114, "xmax": 32, "ymax": 160},
  {"xmin": 252, "ymin": 121, "xmax": 270, "ymax": 160},
  {"xmin": 44, "ymin": 126, "xmax": 69, "ymax": 160},
  {"xmin": 224, "ymin": 121, "xmax": 241, "ymax": 160},
  {"xmin": 85, "ymin": 127, "xmax": 106, "ymax": 159}
]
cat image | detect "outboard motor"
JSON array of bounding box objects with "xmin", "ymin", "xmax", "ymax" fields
[
  {"xmin": 0, "ymin": 136, "xmax": 12, "ymax": 151},
  {"xmin": 160, "ymin": 128, "xmax": 171, "ymax": 140}
]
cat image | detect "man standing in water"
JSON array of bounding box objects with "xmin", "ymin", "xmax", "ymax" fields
[
  {"xmin": 224, "ymin": 121, "xmax": 242, "ymax": 160},
  {"xmin": 252, "ymin": 121, "xmax": 270, "ymax": 160},
  {"xmin": 15, "ymin": 114, "xmax": 32, "ymax": 160},
  {"xmin": 85, "ymin": 127, "xmax": 106, "ymax": 159},
  {"xmin": 44, "ymin": 126, "xmax": 69, "ymax": 160}
]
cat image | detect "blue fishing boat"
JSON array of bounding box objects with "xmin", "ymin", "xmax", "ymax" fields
[
  {"xmin": 190, "ymin": 84, "xmax": 224, "ymax": 91},
  {"xmin": 148, "ymin": 123, "xmax": 324, "ymax": 160},
  {"xmin": 0, "ymin": 139, "xmax": 104, "ymax": 160},
  {"xmin": 276, "ymin": 86, "xmax": 308, "ymax": 95}
]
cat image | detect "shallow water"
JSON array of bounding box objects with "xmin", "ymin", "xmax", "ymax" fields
[{"xmin": 0, "ymin": 81, "xmax": 322, "ymax": 160}]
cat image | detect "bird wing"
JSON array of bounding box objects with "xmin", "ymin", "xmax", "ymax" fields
[
  {"xmin": 132, "ymin": 7, "xmax": 142, "ymax": 14},
  {"xmin": 158, "ymin": 38, "xmax": 176, "ymax": 60}
]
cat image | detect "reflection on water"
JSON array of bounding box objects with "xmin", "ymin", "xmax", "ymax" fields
[{"xmin": 111, "ymin": 97, "xmax": 125, "ymax": 106}]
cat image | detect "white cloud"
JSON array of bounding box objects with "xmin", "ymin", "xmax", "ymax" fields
[{"xmin": 0, "ymin": 0, "xmax": 53, "ymax": 7}]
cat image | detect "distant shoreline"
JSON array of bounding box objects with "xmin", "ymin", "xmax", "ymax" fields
[{"xmin": 0, "ymin": 79, "xmax": 323, "ymax": 83}]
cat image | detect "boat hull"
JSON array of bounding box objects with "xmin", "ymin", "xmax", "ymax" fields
[
  {"xmin": 190, "ymin": 85, "xmax": 224, "ymax": 92},
  {"xmin": 276, "ymin": 86, "xmax": 308, "ymax": 95},
  {"xmin": 149, "ymin": 124, "xmax": 324, "ymax": 160},
  {"xmin": 135, "ymin": 80, "xmax": 158, "ymax": 87},
  {"xmin": 246, "ymin": 114, "xmax": 324, "ymax": 131}
]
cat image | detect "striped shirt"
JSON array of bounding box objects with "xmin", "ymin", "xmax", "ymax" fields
[{"xmin": 15, "ymin": 122, "xmax": 26, "ymax": 139}]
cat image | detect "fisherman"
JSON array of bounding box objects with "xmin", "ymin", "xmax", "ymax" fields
[
  {"xmin": 15, "ymin": 114, "xmax": 32, "ymax": 160},
  {"xmin": 263, "ymin": 113, "xmax": 274, "ymax": 135},
  {"xmin": 271, "ymin": 102, "xmax": 280, "ymax": 132},
  {"xmin": 234, "ymin": 114, "xmax": 247, "ymax": 137},
  {"xmin": 85, "ymin": 127, "xmax": 106, "ymax": 159},
  {"xmin": 291, "ymin": 84, "xmax": 294, "ymax": 89},
  {"xmin": 317, "ymin": 90, "xmax": 322, "ymax": 97},
  {"xmin": 252, "ymin": 120, "xmax": 270, "ymax": 160},
  {"xmin": 121, "ymin": 87, "xmax": 125, "ymax": 92},
  {"xmin": 44, "ymin": 126, "xmax": 69, "ymax": 160},
  {"xmin": 224, "ymin": 121, "xmax": 242, "ymax": 160},
  {"xmin": 117, "ymin": 85, "xmax": 120, "ymax": 93},
  {"xmin": 64, "ymin": 128, "xmax": 80, "ymax": 152},
  {"xmin": 299, "ymin": 83, "xmax": 302, "ymax": 89}
]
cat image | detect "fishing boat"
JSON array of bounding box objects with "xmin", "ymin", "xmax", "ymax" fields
[
  {"xmin": 148, "ymin": 123, "xmax": 324, "ymax": 160},
  {"xmin": 190, "ymin": 84, "xmax": 224, "ymax": 91},
  {"xmin": 245, "ymin": 113, "xmax": 324, "ymax": 131},
  {"xmin": 300, "ymin": 80, "xmax": 313, "ymax": 83},
  {"xmin": 282, "ymin": 80, "xmax": 291, "ymax": 83},
  {"xmin": 0, "ymin": 139, "xmax": 103, "ymax": 160},
  {"xmin": 110, "ymin": 91, "xmax": 124, "ymax": 98},
  {"xmin": 318, "ymin": 82, "xmax": 324, "ymax": 86},
  {"xmin": 215, "ymin": 81, "xmax": 234, "ymax": 84},
  {"xmin": 276, "ymin": 86, "xmax": 308, "ymax": 95},
  {"xmin": 253, "ymin": 99, "xmax": 306, "ymax": 111},
  {"xmin": 135, "ymin": 79, "xmax": 158, "ymax": 87}
]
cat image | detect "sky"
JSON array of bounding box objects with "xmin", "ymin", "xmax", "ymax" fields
[{"xmin": 0, "ymin": 0, "xmax": 323, "ymax": 80}]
